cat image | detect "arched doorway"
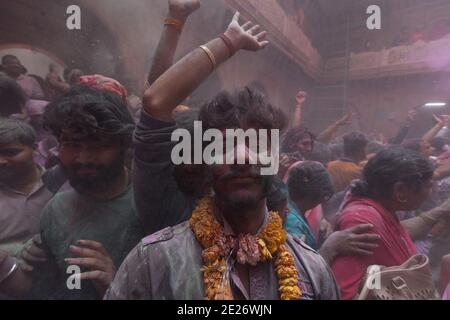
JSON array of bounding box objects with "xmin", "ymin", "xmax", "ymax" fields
[{"xmin": 0, "ymin": 0, "xmax": 122, "ymax": 78}]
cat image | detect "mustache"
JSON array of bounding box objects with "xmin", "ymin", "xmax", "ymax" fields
[{"xmin": 69, "ymin": 164, "xmax": 107, "ymax": 172}]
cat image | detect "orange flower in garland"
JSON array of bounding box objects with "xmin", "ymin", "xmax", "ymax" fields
[{"xmin": 190, "ymin": 196, "xmax": 302, "ymax": 300}]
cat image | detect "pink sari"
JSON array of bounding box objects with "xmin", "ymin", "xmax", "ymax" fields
[{"xmin": 443, "ymin": 284, "xmax": 450, "ymax": 300}]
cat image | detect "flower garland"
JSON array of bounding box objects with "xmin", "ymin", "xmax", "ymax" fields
[{"xmin": 190, "ymin": 196, "xmax": 302, "ymax": 300}]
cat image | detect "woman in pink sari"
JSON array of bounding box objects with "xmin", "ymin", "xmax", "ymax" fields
[{"xmin": 332, "ymin": 147, "xmax": 436, "ymax": 299}]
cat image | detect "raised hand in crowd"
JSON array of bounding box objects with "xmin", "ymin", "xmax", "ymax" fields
[
  {"xmin": 433, "ymin": 114, "xmax": 450, "ymax": 127},
  {"xmin": 146, "ymin": 0, "xmax": 202, "ymax": 87},
  {"xmin": 144, "ymin": 11, "xmax": 269, "ymax": 121},
  {"xmin": 224, "ymin": 12, "xmax": 269, "ymax": 51},
  {"xmin": 168, "ymin": 0, "xmax": 201, "ymax": 20},
  {"xmin": 336, "ymin": 113, "xmax": 353, "ymax": 127},
  {"xmin": 296, "ymin": 91, "xmax": 307, "ymax": 107},
  {"xmin": 293, "ymin": 90, "xmax": 307, "ymax": 127},
  {"xmin": 316, "ymin": 113, "xmax": 354, "ymax": 144},
  {"xmin": 423, "ymin": 114, "xmax": 450, "ymax": 143},
  {"xmin": 406, "ymin": 109, "xmax": 417, "ymax": 125}
]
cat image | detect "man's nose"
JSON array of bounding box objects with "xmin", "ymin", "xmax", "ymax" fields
[
  {"xmin": 235, "ymin": 142, "xmax": 258, "ymax": 164},
  {"xmin": 75, "ymin": 148, "xmax": 96, "ymax": 163}
]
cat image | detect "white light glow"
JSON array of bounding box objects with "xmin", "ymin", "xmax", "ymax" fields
[{"xmin": 425, "ymin": 103, "xmax": 447, "ymax": 107}]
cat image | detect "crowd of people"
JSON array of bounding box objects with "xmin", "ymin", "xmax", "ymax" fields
[{"xmin": 1, "ymin": 0, "xmax": 450, "ymax": 300}]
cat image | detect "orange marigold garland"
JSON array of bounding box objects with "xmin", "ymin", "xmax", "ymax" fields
[
  {"xmin": 190, "ymin": 196, "xmax": 302, "ymax": 300},
  {"xmin": 275, "ymin": 245, "xmax": 302, "ymax": 300}
]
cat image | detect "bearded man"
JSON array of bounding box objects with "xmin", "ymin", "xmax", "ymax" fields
[{"xmin": 105, "ymin": 11, "xmax": 339, "ymax": 300}]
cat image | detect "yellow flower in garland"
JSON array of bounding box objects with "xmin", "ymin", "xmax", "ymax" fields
[
  {"xmin": 190, "ymin": 197, "xmax": 222, "ymax": 248},
  {"xmin": 275, "ymin": 245, "xmax": 302, "ymax": 300},
  {"xmin": 258, "ymin": 239, "xmax": 272, "ymax": 261},
  {"xmin": 190, "ymin": 196, "xmax": 302, "ymax": 300},
  {"xmin": 259, "ymin": 212, "xmax": 287, "ymax": 254}
]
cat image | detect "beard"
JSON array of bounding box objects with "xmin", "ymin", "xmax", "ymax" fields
[
  {"xmin": 64, "ymin": 154, "xmax": 125, "ymax": 193},
  {"xmin": 213, "ymin": 167, "xmax": 273, "ymax": 218}
]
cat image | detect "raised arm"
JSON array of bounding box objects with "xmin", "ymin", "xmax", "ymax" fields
[
  {"xmin": 146, "ymin": 0, "xmax": 201, "ymax": 86},
  {"xmin": 293, "ymin": 91, "xmax": 307, "ymax": 128},
  {"xmin": 423, "ymin": 115, "xmax": 449, "ymax": 143},
  {"xmin": 390, "ymin": 109, "xmax": 416, "ymax": 145},
  {"xmin": 143, "ymin": 11, "xmax": 269, "ymax": 121},
  {"xmin": 316, "ymin": 113, "xmax": 353, "ymax": 144}
]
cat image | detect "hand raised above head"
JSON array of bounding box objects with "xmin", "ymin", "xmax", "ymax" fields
[
  {"xmin": 433, "ymin": 114, "xmax": 450, "ymax": 127},
  {"xmin": 224, "ymin": 12, "xmax": 269, "ymax": 52},
  {"xmin": 336, "ymin": 113, "xmax": 353, "ymax": 126},
  {"xmin": 168, "ymin": 0, "xmax": 201, "ymax": 20},
  {"xmin": 296, "ymin": 91, "xmax": 307, "ymax": 107},
  {"xmin": 406, "ymin": 109, "xmax": 417, "ymax": 123}
]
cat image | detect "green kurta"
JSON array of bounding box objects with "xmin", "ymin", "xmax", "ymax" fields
[{"xmin": 30, "ymin": 185, "xmax": 143, "ymax": 300}]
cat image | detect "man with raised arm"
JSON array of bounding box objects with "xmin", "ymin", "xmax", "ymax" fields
[
  {"xmin": 134, "ymin": 0, "xmax": 204, "ymax": 235},
  {"xmin": 106, "ymin": 11, "xmax": 339, "ymax": 300}
]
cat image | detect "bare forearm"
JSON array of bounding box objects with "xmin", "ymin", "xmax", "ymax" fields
[
  {"xmin": 1, "ymin": 266, "xmax": 32, "ymax": 298},
  {"xmin": 147, "ymin": 15, "xmax": 184, "ymax": 86},
  {"xmin": 317, "ymin": 122, "xmax": 340, "ymax": 144},
  {"xmin": 423, "ymin": 124, "xmax": 444, "ymax": 143},
  {"xmin": 144, "ymin": 37, "xmax": 230, "ymax": 121},
  {"xmin": 143, "ymin": 12, "xmax": 268, "ymax": 121},
  {"xmin": 293, "ymin": 107, "xmax": 302, "ymax": 128},
  {"xmin": 401, "ymin": 208, "xmax": 442, "ymax": 240}
]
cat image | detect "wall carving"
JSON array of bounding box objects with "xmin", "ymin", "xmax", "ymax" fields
[
  {"xmin": 323, "ymin": 34, "xmax": 450, "ymax": 81},
  {"xmin": 224, "ymin": 0, "xmax": 322, "ymax": 79}
]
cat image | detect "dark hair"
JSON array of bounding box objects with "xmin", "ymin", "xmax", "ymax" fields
[
  {"xmin": 1, "ymin": 55, "xmax": 17, "ymax": 65},
  {"xmin": 287, "ymin": 161, "xmax": 334, "ymax": 203},
  {"xmin": 199, "ymin": 87, "xmax": 286, "ymax": 132},
  {"xmin": 343, "ymin": 132, "xmax": 368, "ymax": 158},
  {"xmin": 247, "ymin": 80, "xmax": 268, "ymax": 98},
  {"xmin": 0, "ymin": 75, "xmax": 26, "ymax": 117},
  {"xmin": 43, "ymin": 86, "xmax": 134, "ymax": 146},
  {"xmin": 401, "ymin": 138, "xmax": 423, "ymax": 153},
  {"xmin": 281, "ymin": 127, "xmax": 315, "ymax": 154},
  {"xmin": 0, "ymin": 118, "xmax": 36, "ymax": 146},
  {"xmin": 267, "ymin": 177, "xmax": 288, "ymax": 213},
  {"xmin": 351, "ymin": 147, "xmax": 434, "ymax": 199},
  {"xmin": 322, "ymin": 190, "xmax": 346, "ymax": 223},
  {"xmin": 329, "ymin": 142, "xmax": 344, "ymax": 160},
  {"xmin": 308, "ymin": 142, "xmax": 332, "ymax": 165},
  {"xmin": 174, "ymin": 109, "xmax": 199, "ymax": 130},
  {"xmin": 1, "ymin": 55, "xmax": 26, "ymax": 74}
]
